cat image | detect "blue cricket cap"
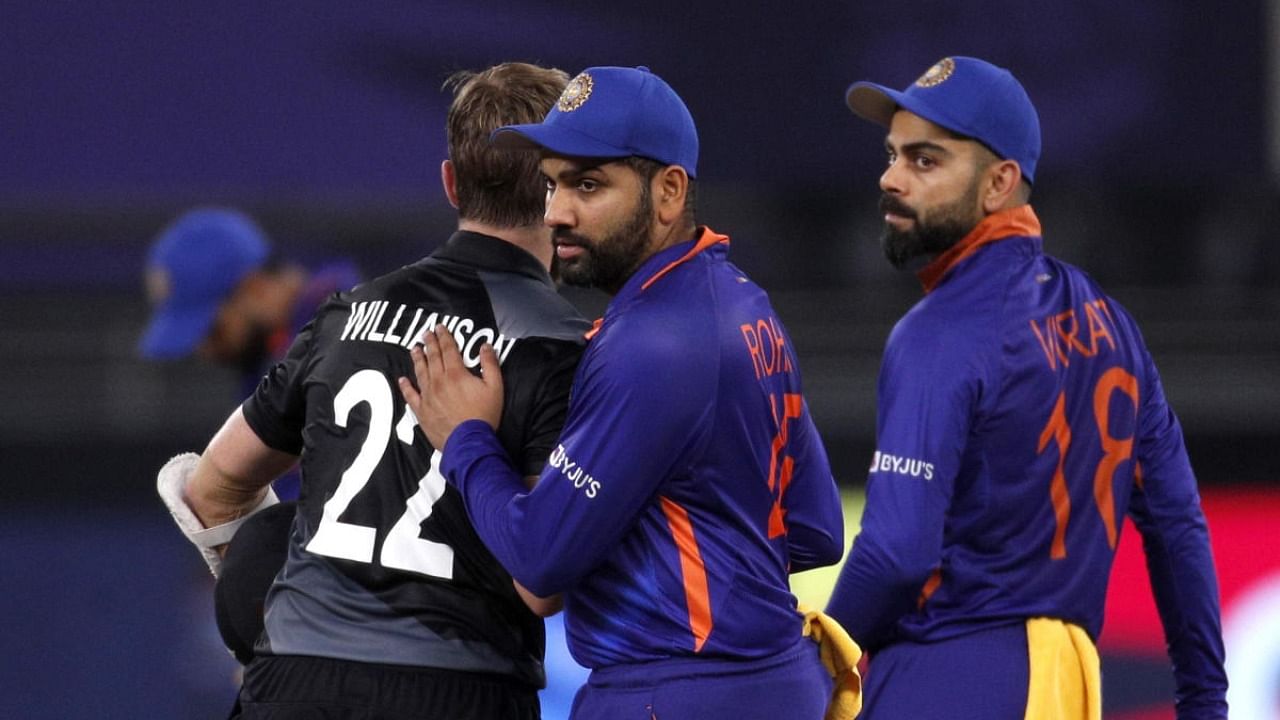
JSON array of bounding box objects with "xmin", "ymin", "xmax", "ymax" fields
[
  {"xmin": 139, "ymin": 208, "xmax": 270, "ymax": 359},
  {"xmin": 846, "ymin": 56, "xmax": 1041, "ymax": 183},
  {"xmin": 491, "ymin": 65, "xmax": 699, "ymax": 178}
]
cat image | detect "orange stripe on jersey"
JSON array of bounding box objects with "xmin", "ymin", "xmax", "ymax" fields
[
  {"xmin": 916, "ymin": 205, "xmax": 1041, "ymax": 293},
  {"xmin": 584, "ymin": 317, "xmax": 603, "ymax": 341},
  {"xmin": 660, "ymin": 496, "xmax": 713, "ymax": 652},
  {"xmin": 640, "ymin": 227, "xmax": 730, "ymax": 292}
]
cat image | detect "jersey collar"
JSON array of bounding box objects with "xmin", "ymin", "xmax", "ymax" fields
[
  {"xmin": 434, "ymin": 230, "xmax": 554, "ymax": 286},
  {"xmin": 916, "ymin": 205, "xmax": 1041, "ymax": 293},
  {"xmin": 585, "ymin": 226, "xmax": 729, "ymax": 341}
]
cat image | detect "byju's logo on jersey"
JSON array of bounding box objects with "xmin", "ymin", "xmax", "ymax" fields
[
  {"xmin": 549, "ymin": 443, "xmax": 600, "ymax": 498},
  {"xmin": 868, "ymin": 450, "xmax": 935, "ymax": 481}
]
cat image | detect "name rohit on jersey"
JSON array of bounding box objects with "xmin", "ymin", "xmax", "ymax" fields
[
  {"xmin": 340, "ymin": 301, "xmax": 516, "ymax": 367},
  {"xmin": 868, "ymin": 450, "xmax": 934, "ymax": 480},
  {"xmin": 548, "ymin": 443, "xmax": 600, "ymax": 499}
]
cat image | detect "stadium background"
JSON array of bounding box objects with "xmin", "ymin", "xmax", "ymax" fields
[{"xmin": 2, "ymin": 2, "xmax": 1277, "ymax": 717}]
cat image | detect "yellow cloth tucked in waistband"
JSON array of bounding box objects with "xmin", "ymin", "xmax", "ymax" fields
[
  {"xmin": 800, "ymin": 605, "xmax": 863, "ymax": 720},
  {"xmin": 1024, "ymin": 617, "xmax": 1101, "ymax": 720}
]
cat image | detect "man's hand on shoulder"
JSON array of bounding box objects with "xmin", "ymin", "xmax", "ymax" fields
[{"xmin": 399, "ymin": 324, "xmax": 504, "ymax": 450}]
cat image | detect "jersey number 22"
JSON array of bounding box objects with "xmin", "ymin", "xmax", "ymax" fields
[{"xmin": 306, "ymin": 369, "xmax": 455, "ymax": 579}]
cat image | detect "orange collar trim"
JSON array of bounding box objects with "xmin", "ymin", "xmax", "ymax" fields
[
  {"xmin": 584, "ymin": 227, "xmax": 729, "ymax": 342},
  {"xmin": 916, "ymin": 205, "xmax": 1041, "ymax": 293},
  {"xmin": 640, "ymin": 226, "xmax": 730, "ymax": 292}
]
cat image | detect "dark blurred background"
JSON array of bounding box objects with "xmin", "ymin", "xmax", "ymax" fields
[{"xmin": 2, "ymin": 2, "xmax": 1277, "ymax": 718}]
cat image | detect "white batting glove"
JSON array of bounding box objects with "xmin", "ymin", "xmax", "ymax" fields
[{"xmin": 156, "ymin": 452, "xmax": 278, "ymax": 577}]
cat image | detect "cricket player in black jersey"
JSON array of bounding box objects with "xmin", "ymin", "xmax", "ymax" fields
[{"xmin": 156, "ymin": 62, "xmax": 587, "ymax": 719}]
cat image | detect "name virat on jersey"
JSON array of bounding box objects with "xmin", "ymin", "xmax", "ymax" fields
[{"xmin": 340, "ymin": 300, "xmax": 517, "ymax": 367}]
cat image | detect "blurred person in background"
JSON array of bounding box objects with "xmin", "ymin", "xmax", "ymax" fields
[
  {"xmin": 139, "ymin": 206, "xmax": 361, "ymax": 398},
  {"xmin": 825, "ymin": 56, "xmax": 1227, "ymax": 719},
  {"xmin": 157, "ymin": 61, "xmax": 589, "ymax": 719}
]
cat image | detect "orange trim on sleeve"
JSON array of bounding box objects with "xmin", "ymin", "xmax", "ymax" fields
[
  {"xmin": 660, "ymin": 496, "xmax": 713, "ymax": 652},
  {"xmin": 640, "ymin": 227, "xmax": 730, "ymax": 291},
  {"xmin": 916, "ymin": 205, "xmax": 1041, "ymax": 293},
  {"xmin": 584, "ymin": 317, "xmax": 603, "ymax": 341}
]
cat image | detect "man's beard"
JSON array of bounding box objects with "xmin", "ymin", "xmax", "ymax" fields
[
  {"xmin": 554, "ymin": 187, "xmax": 654, "ymax": 294},
  {"xmin": 879, "ymin": 183, "xmax": 981, "ymax": 270}
]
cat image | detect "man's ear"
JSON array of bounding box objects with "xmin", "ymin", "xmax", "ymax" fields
[
  {"xmin": 654, "ymin": 165, "xmax": 689, "ymax": 226},
  {"xmin": 441, "ymin": 159, "xmax": 460, "ymax": 209},
  {"xmin": 982, "ymin": 159, "xmax": 1023, "ymax": 213}
]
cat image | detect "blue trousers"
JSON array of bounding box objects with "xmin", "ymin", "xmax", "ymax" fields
[
  {"xmin": 861, "ymin": 623, "xmax": 1030, "ymax": 720},
  {"xmin": 570, "ymin": 639, "xmax": 832, "ymax": 720}
]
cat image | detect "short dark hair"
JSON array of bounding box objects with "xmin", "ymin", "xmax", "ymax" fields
[
  {"xmin": 620, "ymin": 156, "xmax": 697, "ymax": 227},
  {"xmin": 444, "ymin": 63, "xmax": 570, "ymax": 227}
]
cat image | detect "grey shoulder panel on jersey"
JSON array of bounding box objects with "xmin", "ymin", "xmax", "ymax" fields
[{"xmin": 479, "ymin": 270, "xmax": 591, "ymax": 343}]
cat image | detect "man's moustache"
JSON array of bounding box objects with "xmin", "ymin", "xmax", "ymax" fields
[{"xmin": 878, "ymin": 195, "xmax": 917, "ymax": 219}]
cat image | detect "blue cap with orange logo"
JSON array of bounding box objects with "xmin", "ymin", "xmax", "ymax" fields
[
  {"xmin": 490, "ymin": 65, "xmax": 699, "ymax": 178},
  {"xmin": 139, "ymin": 208, "xmax": 270, "ymax": 359},
  {"xmin": 846, "ymin": 56, "xmax": 1041, "ymax": 183}
]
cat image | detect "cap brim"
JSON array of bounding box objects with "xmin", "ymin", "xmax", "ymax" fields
[
  {"xmin": 845, "ymin": 82, "xmax": 906, "ymax": 127},
  {"xmin": 139, "ymin": 300, "xmax": 219, "ymax": 359},
  {"xmin": 490, "ymin": 123, "xmax": 630, "ymax": 161}
]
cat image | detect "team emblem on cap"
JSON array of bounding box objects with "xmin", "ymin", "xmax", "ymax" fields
[
  {"xmin": 557, "ymin": 72, "xmax": 594, "ymax": 112},
  {"xmin": 915, "ymin": 58, "xmax": 956, "ymax": 88}
]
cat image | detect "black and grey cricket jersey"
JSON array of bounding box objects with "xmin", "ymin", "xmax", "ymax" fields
[{"xmin": 241, "ymin": 231, "xmax": 588, "ymax": 688}]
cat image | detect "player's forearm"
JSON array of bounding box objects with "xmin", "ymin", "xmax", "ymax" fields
[
  {"xmin": 186, "ymin": 455, "xmax": 272, "ymax": 528},
  {"xmin": 443, "ymin": 420, "xmax": 565, "ymax": 594},
  {"xmin": 1142, "ymin": 521, "xmax": 1227, "ymax": 716},
  {"xmin": 826, "ymin": 534, "xmax": 931, "ymax": 651},
  {"xmin": 445, "ymin": 420, "xmax": 627, "ymax": 597},
  {"xmin": 188, "ymin": 407, "xmax": 296, "ymax": 528}
]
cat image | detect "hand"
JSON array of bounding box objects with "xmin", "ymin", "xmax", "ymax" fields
[{"xmin": 399, "ymin": 324, "xmax": 504, "ymax": 450}]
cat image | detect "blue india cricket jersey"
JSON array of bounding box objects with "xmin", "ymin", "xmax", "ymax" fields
[
  {"xmin": 827, "ymin": 206, "xmax": 1226, "ymax": 714},
  {"xmin": 443, "ymin": 227, "xmax": 845, "ymax": 669}
]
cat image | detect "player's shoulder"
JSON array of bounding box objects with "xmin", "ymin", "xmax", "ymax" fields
[
  {"xmin": 476, "ymin": 268, "xmax": 590, "ymax": 344},
  {"xmin": 591, "ymin": 295, "xmax": 719, "ymax": 390},
  {"xmin": 1040, "ymin": 254, "xmax": 1145, "ymax": 333}
]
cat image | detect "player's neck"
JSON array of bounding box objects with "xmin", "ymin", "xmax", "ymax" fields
[{"xmin": 456, "ymin": 219, "xmax": 553, "ymax": 273}]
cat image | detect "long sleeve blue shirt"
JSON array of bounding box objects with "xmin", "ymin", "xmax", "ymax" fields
[
  {"xmin": 442, "ymin": 227, "xmax": 844, "ymax": 669},
  {"xmin": 826, "ymin": 206, "xmax": 1227, "ymax": 718}
]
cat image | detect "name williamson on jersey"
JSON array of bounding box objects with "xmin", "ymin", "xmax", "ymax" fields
[{"xmin": 340, "ymin": 300, "xmax": 517, "ymax": 368}]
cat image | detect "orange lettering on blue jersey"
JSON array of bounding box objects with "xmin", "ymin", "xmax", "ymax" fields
[
  {"xmin": 1092, "ymin": 367, "xmax": 1139, "ymax": 550},
  {"xmin": 767, "ymin": 393, "xmax": 804, "ymax": 539},
  {"xmin": 1030, "ymin": 317, "xmax": 1070, "ymax": 370},
  {"xmin": 1038, "ymin": 391, "xmax": 1073, "ymax": 559},
  {"xmin": 739, "ymin": 322, "xmax": 765, "ymax": 380},
  {"xmin": 1054, "ymin": 309, "xmax": 1093, "ymax": 358},
  {"xmin": 1083, "ymin": 300, "xmax": 1117, "ymax": 356}
]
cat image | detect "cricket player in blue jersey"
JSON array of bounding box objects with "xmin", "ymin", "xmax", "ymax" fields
[
  {"xmin": 825, "ymin": 56, "xmax": 1228, "ymax": 718},
  {"xmin": 401, "ymin": 66, "xmax": 858, "ymax": 719}
]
